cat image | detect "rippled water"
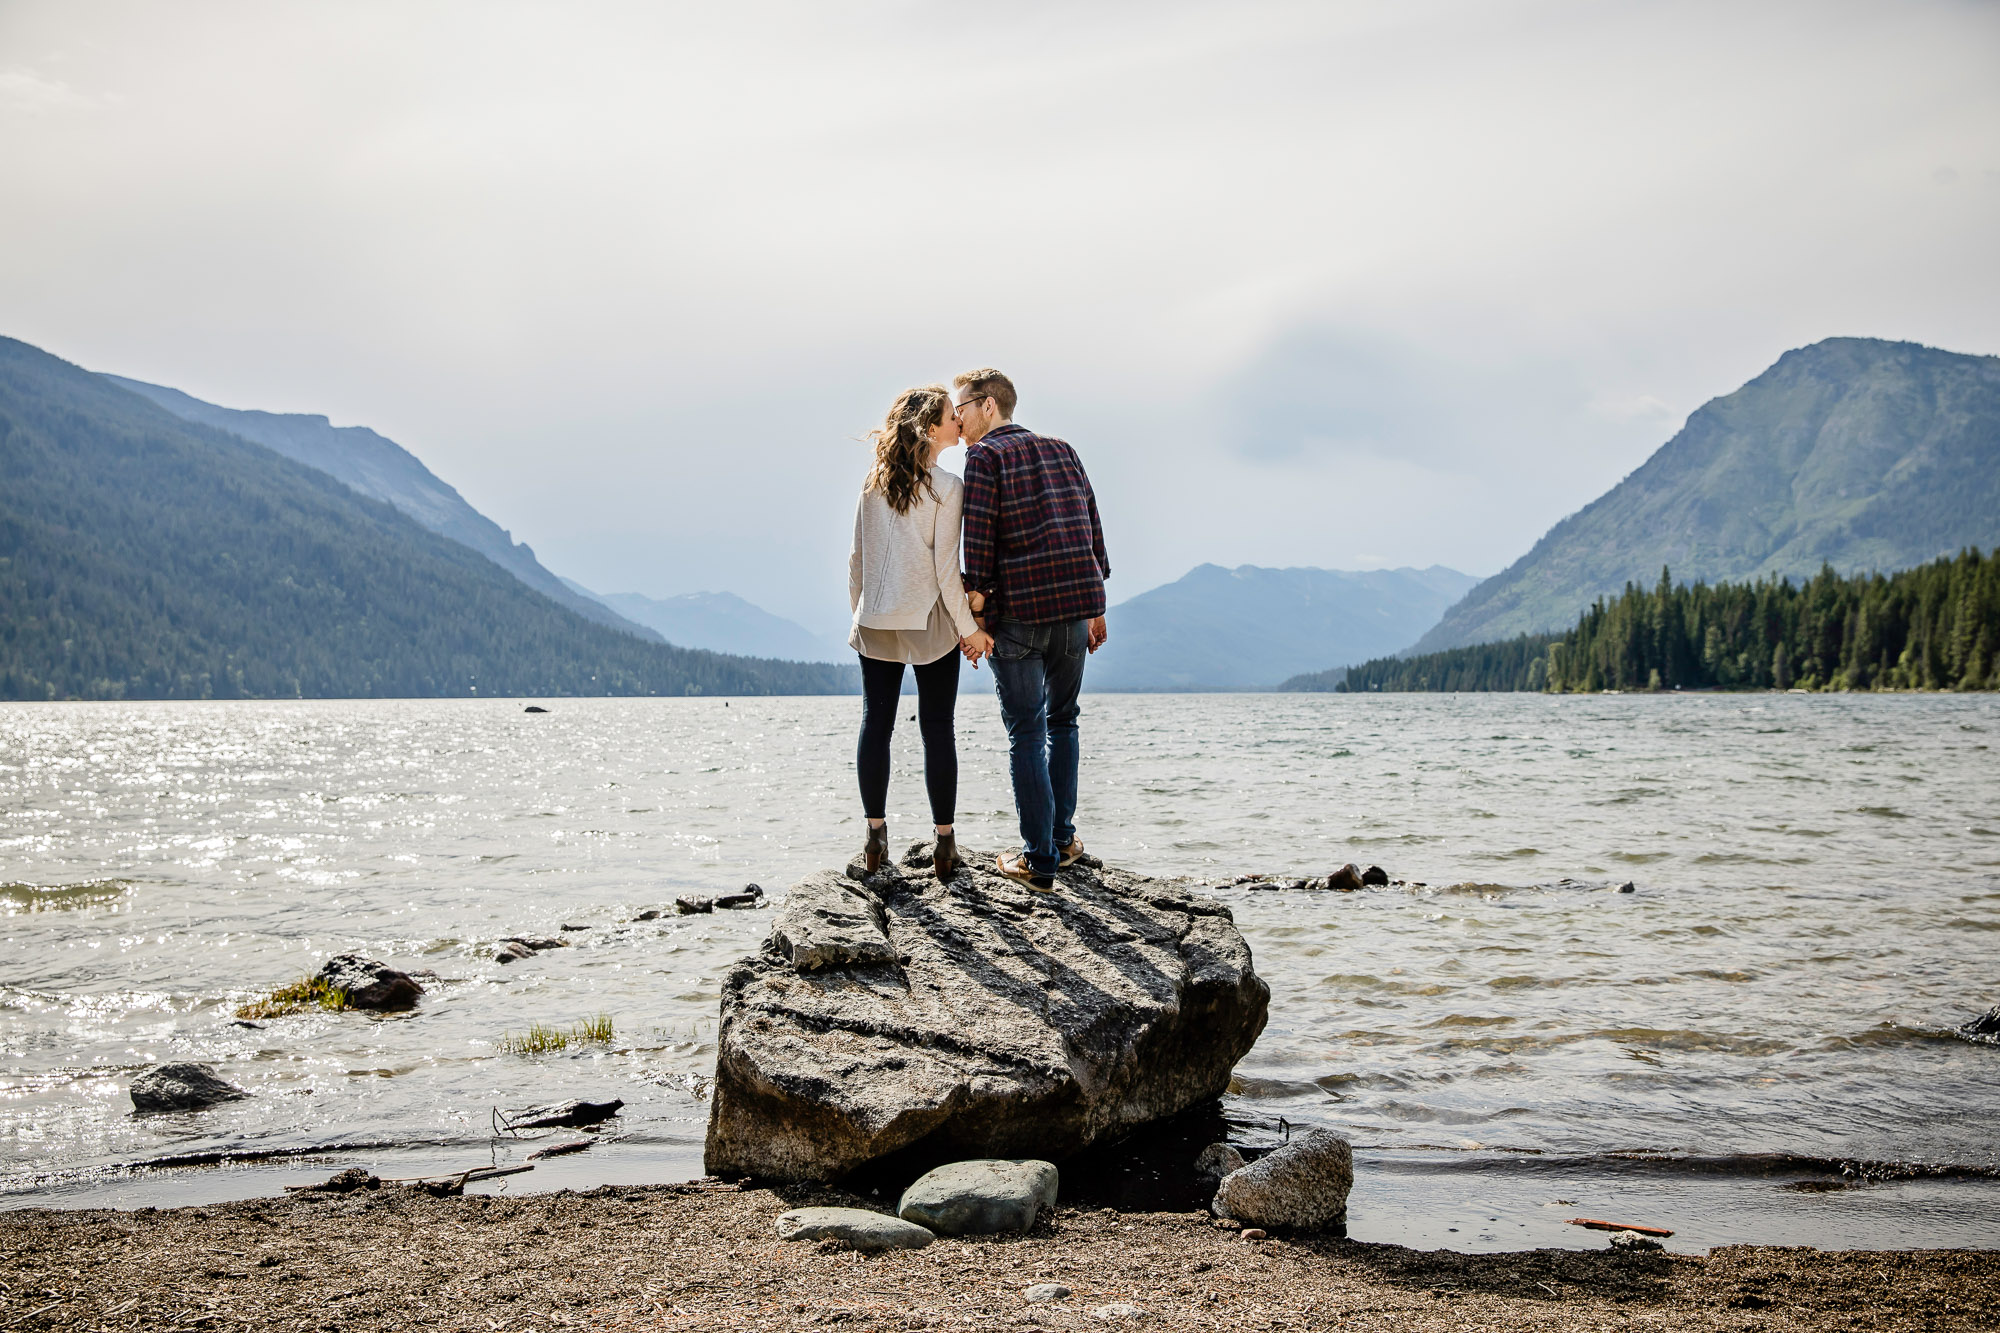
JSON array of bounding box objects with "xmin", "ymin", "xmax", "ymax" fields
[{"xmin": 3, "ymin": 693, "xmax": 1997, "ymax": 1251}]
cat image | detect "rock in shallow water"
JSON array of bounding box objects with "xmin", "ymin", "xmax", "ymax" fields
[
  {"xmin": 1212, "ymin": 1129, "xmax": 1353, "ymax": 1230},
  {"xmin": 316, "ymin": 954, "xmax": 423, "ymax": 1009},
  {"xmin": 130, "ymin": 1062, "xmax": 249, "ymax": 1112},
  {"xmin": 1959, "ymin": 1004, "xmax": 2000, "ymax": 1037},
  {"xmin": 774, "ymin": 1207, "xmax": 934, "ymax": 1251},
  {"xmin": 1194, "ymin": 1142, "xmax": 1246, "ymax": 1184},
  {"xmin": 899, "ymin": 1158, "xmax": 1059, "ymax": 1234},
  {"xmin": 704, "ymin": 843, "xmax": 1269, "ymax": 1181}
]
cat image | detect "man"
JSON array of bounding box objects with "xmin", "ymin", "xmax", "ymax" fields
[{"xmin": 954, "ymin": 368, "xmax": 1110, "ymax": 891}]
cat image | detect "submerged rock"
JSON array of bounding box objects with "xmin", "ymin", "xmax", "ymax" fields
[
  {"xmin": 704, "ymin": 843, "xmax": 1269, "ymax": 1182},
  {"xmin": 1359, "ymin": 865, "xmax": 1389, "ymax": 887},
  {"xmin": 1211, "ymin": 1129, "xmax": 1353, "ymax": 1230},
  {"xmin": 898, "ymin": 1158, "xmax": 1059, "ymax": 1235},
  {"xmin": 1326, "ymin": 864, "xmax": 1365, "ymax": 892},
  {"xmin": 317, "ymin": 955, "xmax": 423, "ymax": 1010},
  {"xmin": 774, "ymin": 1206, "xmax": 934, "ymax": 1251},
  {"xmin": 496, "ymin": 936, "xmax": 566, "ymax": 963},
  {"xmin": 501, "ymin": 1099, "xmax": 624, "ymax": 1130},
  {"xmin": 1194, "ymin": 1142, "xmax": 1246, "ymax": 1184},
  {"xmin": 130, "ymin": 1062, "xmax": 249, "ymax": 1113}
]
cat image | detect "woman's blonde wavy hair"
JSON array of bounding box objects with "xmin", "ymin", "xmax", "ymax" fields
[{"xmin": 866, "ymin": 383, "xmax": 949, "ymax": 515}]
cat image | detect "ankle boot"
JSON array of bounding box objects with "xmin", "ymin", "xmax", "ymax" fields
[
  {"xmin": 933, "ymin": 832, "xmax": 957, "ymax": 882},
  {"xmin": 864, "ymin": 822, "xmax": 889, "ymax": 874}
]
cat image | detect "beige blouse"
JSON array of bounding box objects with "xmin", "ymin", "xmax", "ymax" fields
[{"xmin": 848, "ymin": 465, "xmax": 976, "ymax": 666}]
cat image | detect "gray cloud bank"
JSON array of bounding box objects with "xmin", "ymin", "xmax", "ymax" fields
[{"xmin": 2, "ymin": 0, "xmax": 1996, "ymax": 634}]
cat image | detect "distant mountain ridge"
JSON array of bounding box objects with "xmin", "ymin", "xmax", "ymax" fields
[
  {"xmin": 565, "ymin": 583, "xmax": 847, "ymax": 662},
  {"xmin": 1088, "ymin": 563, "xmax": 1481, "ymax": 691},
  {"xmin": 1415, "ymin": 337, "xmax": 2000, "ymax": 651},
  {"xmin": 0, "ymin": 337, "xmax": 851, "ymax": 699},
  {"xmin": 103, "ymin": 374, "xmax": 658, "ymax": 642}
]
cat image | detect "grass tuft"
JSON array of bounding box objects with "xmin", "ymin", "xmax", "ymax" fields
[
  {"xmin": 236, "ymin": 975, "xmax": 349, "ymax": 1020},
  {"xmin": 500, "ymin": 1014, "xmax": 614, "ymax": 1056}
]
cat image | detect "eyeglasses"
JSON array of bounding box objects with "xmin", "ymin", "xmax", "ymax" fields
[{"xmin": 953, "ymin": 396, "xmax": 990, "ymax": 412}]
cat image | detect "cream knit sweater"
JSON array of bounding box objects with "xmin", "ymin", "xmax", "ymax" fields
[{"xmin": 848, "ymin": 467, "xmax": 978, "ymax": 637}]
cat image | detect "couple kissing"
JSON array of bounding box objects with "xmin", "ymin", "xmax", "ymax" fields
[{"xmin": 847, "ymin": 368, "xmax": 1110, "ymax": 892}]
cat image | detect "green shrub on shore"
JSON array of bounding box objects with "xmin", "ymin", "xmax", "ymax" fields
[
  {"xmin": 236, "ymin": 976, "xmax": 349, "ymax": 1019},
  {"xmin": 500, "ymin": 1015, "xmax": 614, "ymax": 1055}
]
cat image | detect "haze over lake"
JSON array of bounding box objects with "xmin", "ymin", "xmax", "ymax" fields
[{"xmin": 3, "ymin": 693, "xmax": 1996, "ymax": 1251}]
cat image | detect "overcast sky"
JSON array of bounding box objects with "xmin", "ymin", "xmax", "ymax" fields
[{"xmin": 4, "ymin": 0, "xmax": 1997, "ymax": 634}]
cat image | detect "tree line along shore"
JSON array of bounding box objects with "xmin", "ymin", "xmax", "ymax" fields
[{"xmin": 1293, "ymin": 548, "xmax": 2000, "ymax": 694}]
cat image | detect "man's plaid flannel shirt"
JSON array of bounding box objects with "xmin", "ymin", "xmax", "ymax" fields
[{"xmin": 961, "ymin": 423, "xmax": 1110, "ymax": 626}]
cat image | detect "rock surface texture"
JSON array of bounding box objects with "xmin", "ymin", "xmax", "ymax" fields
[
  {"xmin": 1212, "ymin": 1129, "xmax": 1354, "ymax": 1230},
  {"xmin": 898, "ymin": 1159, "xmax": 1059, "ymax": 1235},
  {"xmin": 704, "ymin": 844, "xmax": 1270, "ymax": 1182},
  {"xmin": 129, "ymin": 1062, "xmax": 249, "ymax": 1113}
]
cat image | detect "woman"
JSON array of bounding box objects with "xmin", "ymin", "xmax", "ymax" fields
[{"xmin": 849, "ymin": 384, "xmax": 994, "ymax": 880}]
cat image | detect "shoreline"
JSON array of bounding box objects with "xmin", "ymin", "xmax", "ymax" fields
[{"xmin": 3, "ymin": 1182, "xmax": 1996, "ymax": 1331}]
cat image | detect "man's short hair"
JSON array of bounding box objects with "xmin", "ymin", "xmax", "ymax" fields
[{"xmin": 953, "ymin": 368, "xmax": 1016, "ymax": 421}]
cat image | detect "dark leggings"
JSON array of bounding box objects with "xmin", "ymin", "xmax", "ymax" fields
[{"xmin": 857, "ymin": 650, "xmax": 960, "ymax": 825}]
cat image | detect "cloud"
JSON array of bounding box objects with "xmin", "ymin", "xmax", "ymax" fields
[
  {"xmin": 0, "ymin": 67, "xmax": 93, "ymax": 116},
  {"xmin": 0, "ymin": 0, "xmax": 1996, "ymax": 624}
]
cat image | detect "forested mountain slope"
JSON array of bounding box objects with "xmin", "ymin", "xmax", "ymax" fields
[
  {"xmin": 102, "ymin": 373, "xmax": 656, "ymax": 641},
  {"xmin": 0, "ymin": 338, "xmax": 850, "ymax": 699},
  {"xmin": 1414, "ymin": 338, "xmax": 2000, "ymax": 651},
  {"xmin": 1318, "ymin": 550, "xmax": 1996, "ymax": 693}
]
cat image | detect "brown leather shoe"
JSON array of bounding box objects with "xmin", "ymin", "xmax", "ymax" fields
[
  {"xmin": 996, "ymin": 850, "xmax": 1055, "ymax": 893},
  {"xmin": 1059, "ymin": 838, "xmax": 1086, "ymax": 868},
  {"xmin": 933, "ymin": 832, "xmax": 958, "ymax": 882},
  {"xmin": 864, "ymin": 822, "xmax": 889, "ymax": 874}
]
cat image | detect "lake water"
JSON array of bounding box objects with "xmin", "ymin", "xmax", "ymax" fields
[{"xmin": 3, "ymin": 692, "xmax": 1998, "ymax": 1252}]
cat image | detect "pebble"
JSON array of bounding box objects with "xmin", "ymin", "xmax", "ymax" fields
[
  {"xmin": 1241, "ymin": 1228, "xmax": 1268, "ymax": 1240},
  {"xmin": 1022, "ymin": 1284, "xmax": 1071, "ymax": 1304},
  {"xmin": 1609, "ymin": 1229, "xmax": 1665, "ymax": 1251},
  {"xmin": 1090, "ymin": 1304, "xmax": 1144, "ymax": 1322}
]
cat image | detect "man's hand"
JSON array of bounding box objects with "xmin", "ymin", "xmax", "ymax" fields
[{"xmin": 1088, "ymin": 616, "xmax": 1108, "ymax": 653}]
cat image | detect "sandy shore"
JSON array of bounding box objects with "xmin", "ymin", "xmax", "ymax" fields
[{"xmin": 2, "ymin": 1181, "xmax": 1994, "ymax": 1332}]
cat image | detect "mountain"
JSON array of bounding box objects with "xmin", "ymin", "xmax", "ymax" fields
[
  {"xmin": 1086, "ymin": 563, "xmax": 1481, "ymax": 691},
  {"xmin": 565, "ymin": 583, "xmax": 847, "ymax": 662},
  {"xmin": 0, "ymin": 337, "xmax": 852, "ymax": 699},
  {"xmin": 1414, "ymin": 337, "xmax": 2000, "ymax": 652},
  {"xmin": 101, "ymin": 374, "xmax": 659, "ymax": 642}
]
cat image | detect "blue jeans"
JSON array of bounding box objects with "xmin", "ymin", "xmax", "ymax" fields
[{"xmin": 987, "ymin": 617, "xmax": 1089, "ymax": 877}]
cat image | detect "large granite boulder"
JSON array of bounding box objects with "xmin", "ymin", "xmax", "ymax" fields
[
  {"xmin": 1212, "ymin": 1129, "xmax": 1353, "ymax": 1230},
  {"xmin": 704, "ymin": 844, "xmax": 1269, "ymax": 1181}
]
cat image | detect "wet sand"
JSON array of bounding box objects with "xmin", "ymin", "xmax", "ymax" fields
[{"xmin": 2, "ymin": 1182, "xmax": 1994, "ymax": 1331}]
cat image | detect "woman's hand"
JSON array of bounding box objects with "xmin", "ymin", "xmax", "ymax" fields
[{"xmin": 961, "ymin": 629, "xmax": 995, "ymax": 667}]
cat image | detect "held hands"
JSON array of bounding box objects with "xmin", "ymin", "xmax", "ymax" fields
[{"xmin": 960, "ymin": 628, "xmax": 995, "ymax": 668}]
